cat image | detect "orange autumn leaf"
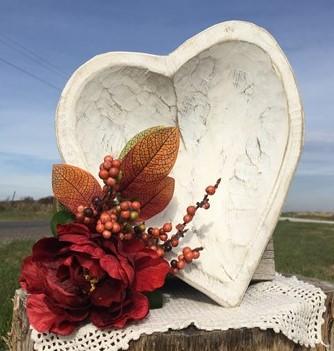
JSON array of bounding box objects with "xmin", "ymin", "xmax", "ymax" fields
[
  {"xmin": 120, "ymin": 127, "xmax": 180, "ymax": 192},
  {"xmin": 52, "ymin": 164, "xmax": 103, "ymax": 213},
  {"xmin": 122, "ymin": 177, "xmax": 175, "ymax": 220}
]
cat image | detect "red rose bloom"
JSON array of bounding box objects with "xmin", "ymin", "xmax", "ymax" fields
[{"xmin": 19, "ymin": 223, "xmax": 170, "ymax": 335}]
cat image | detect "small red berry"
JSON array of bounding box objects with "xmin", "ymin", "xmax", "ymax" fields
[
  {"xmin": 103, "ymin": 161, "xmax": 112, "ymax": 170},
  {"xmin": 193, "ymin": 250, "xmax": 200, "ymax": 259},
  {"xmin": 112, "ymin": 222, "xmax": 121, "ymax": 233},
  {"xmin": 184, "ymin": 251, "xmax": 194, "ymax": 263},
  {"xmin": 106, "ymin": 177, "xmax": 116, "ymax": 187},
  {"xmin": 99, "ymin": 169, "xmax": 109, "ymax": 180},
  {"xmin": 131, "ymin": 201, "xmax": 141, "ymax": 211},
  {"xmin": 182, "ymin": 247, "xmax": 192, "ymax": 255},
  {"xmin": 171, "ymin": 238, "xmax": 179, "ymax": 247},
  {"xmin": 102, "ymin": 230, "xmax": 112, "ymax": 239},
  {"xmin": 178, "ymin": 254, "xmax": 184, "ymax": 261},
  {"xmin": 77, "ymin": 205, "xmax": 85, "ymax": 213},
  {"xmin": 104, "ymin": 155, "xmax": 113, "ymax": 163},
  {"xmin": 152, "ymin": 227, "xmax": 160, "ymax": 238},
  {"xmin": 96, "ymin": 223, "xmax": 104, "ymax": 233},
  {"xmin": 186, "ymin": 206, "xmax": 197, "ymax": 216},
  {"xmin": 183, "ymin": 214, "xmax": 193, "ymax": 223},
  {"xmin": 110, "ymin": 214, "xmax": 117, "ymax": 221},
  {"xmin": 104, "ymin": 221, "xmax": 113, "ymax": 230},
  {"xmin": 120, "ymin": 201, "xmax": 129, "ymax": 210},
  {"xmin": 163, "ymin": 222, "xmax": 172, "ymax": 232},
  {"xmin": 111, "ymin": 159, "xmax": 121, "ymax": 168},
  {"xmin": 109, "ymin": 167, "xmax": 120, "ymax": 177},
  {"xmin": 203, "ymin": 201, "xmax": 210, "ymax": 209},
  {"xmin": 120, "ymin": 210, "xmax": 130, "ymax": 219},
  {"xmin": 205, "ymin": 185, "xmax": 216, "ymax": 195},
  {"xmin": 159, "ymin": 233, "xmax": 168, "ymax": 241},
  {"xmin": 177, "ymin": 260, "xmax": 186, "ymax": 270},
  {"xmin": 100, "ymin": 212, "xmax": 110, "ymax": 224}
]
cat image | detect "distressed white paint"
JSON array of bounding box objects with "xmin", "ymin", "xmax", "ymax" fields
[{"xmin": 56, "ymin": 21, "xmax": 304, "ymax": 307}]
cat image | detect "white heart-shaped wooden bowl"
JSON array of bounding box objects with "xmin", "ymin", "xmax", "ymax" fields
[{"xmin": 56, "ymin": 21, "xmax": 303, "ymax": 307}]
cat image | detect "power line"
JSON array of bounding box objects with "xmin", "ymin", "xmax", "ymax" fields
[
  {"xmin": 0, "ymin": 56, "xmax": 60, "ymax": 91},
  {"xmin": 0, "ymin": 34, "xmax": 68, "ymax": 78}
]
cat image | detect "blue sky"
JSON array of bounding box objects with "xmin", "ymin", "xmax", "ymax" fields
[{"xmin": 0, "ymin": 0, "xmax": 333, "ymax": 210}]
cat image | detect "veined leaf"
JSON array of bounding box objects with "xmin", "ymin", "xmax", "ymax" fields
[
  {"xmin": 123, "ymin": 177, "xmax": 175, "ymax": 220},
  {"xmin": 119, "ymin": 126, "xmax": 164, "ymax": 160},
  {"xmin": 52, "ymin": 164, "xmax": 103, "ymax": 214},
  {"xmin": 120, "ymin": 127, "xmax": 180, "ymax": 192}
]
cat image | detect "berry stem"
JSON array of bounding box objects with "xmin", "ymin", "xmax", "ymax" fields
[{"xmin": 163, "ymin": 178, "xmax": 221, "ymax": 252}]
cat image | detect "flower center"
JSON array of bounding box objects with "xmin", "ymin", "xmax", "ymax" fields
[{"xmin": 84, "ymin": 272, "xmax": 99, "ymax": 293}]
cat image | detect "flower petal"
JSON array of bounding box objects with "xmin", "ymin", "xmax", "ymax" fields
[
  {"xmin": 19, "ymin": 256, "xmax": 45, "ymax": 293},
  {"xmin": 90, "ymin": 280, "xmax": 125, "ymax": 307},
  {"xmin": 133, "ymin": 254, "xmax": 170, "ymax": 292},
  {"xmin": 90, "ymin": 291, "xmax": 149, "ymax": 329}
]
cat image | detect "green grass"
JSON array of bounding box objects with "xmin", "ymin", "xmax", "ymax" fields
[
  {"xmin": 0, "ymin": 221, "xmax": 334, "ymax": 349},
  {"xmin": 0, "ymin": 240, "xmax": 35, "ymax": 350},
  {"xmin": 274, "ymin": 220, "xmax": 334, "ymax": 281},
  {"xmin": 0, "ymin": 202, "xmax": 53, "ymax": 221}
]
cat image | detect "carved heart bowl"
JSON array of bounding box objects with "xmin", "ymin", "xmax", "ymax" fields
[{"xmin": 56, "ymin": 21, "xmax": 303, "ymax": 307}]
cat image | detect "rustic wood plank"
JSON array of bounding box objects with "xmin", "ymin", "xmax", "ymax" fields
[
  {"xmin": 252, "ymin": 238, "xmax": 276, "ymax": 281},
  {"xmin": 8, "ymin": 276, "xmax": 334, "ymax": 351}
]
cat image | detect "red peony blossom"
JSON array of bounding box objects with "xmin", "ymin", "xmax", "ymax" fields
[{"xmin": 19, "ymin": 223, "xmax": 170, "ymax": 335}]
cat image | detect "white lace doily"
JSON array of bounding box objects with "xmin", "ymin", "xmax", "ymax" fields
[{"xmin": 31, "ymin": 275, "xmax": 327, "ymax": 350}]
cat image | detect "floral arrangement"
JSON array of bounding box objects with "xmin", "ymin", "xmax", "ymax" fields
[{"xmin": 19, "ymin": 126, "xmax": 221, "ymax": 335}]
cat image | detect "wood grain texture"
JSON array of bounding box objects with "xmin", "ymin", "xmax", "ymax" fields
[
  {"xmin": 252, "ymin": 239, "xmax": 275, "ymax": 281},
  {"xmin": 8, "ymin": 276, "xmax": 333, "ymax": 351}
]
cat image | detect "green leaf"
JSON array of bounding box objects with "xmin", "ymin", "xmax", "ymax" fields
[
  {"xmin": 145, "ymin": 290, "xmax": 163, "ymax": 309},
  {"xmin": 50, "ymin": 210, "xmax": 75, "ymax": 236},
  {"xmin": 119, "ymin": 126, "xmax": 164, "ymax": 160}
]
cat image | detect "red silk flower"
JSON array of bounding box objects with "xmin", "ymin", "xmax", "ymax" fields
[{"xmin": 19, "ymin": 223, "xmax": 170, "ymax": 335}]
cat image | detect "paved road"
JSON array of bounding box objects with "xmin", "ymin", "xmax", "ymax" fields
[
  {"xmin": 1, "ymin": 217, "xmax": 333, "ymax": 242},
  {"xmin": 0, "ymin": 220, "xmax": 51, "ymax": 241},
  {"xmin": 280, "ymin": 217, "xmax": 334, "ymax": 225}
]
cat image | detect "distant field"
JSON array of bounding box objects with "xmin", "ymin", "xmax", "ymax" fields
[
  {"xmin": 0, "ymin": 199, "xmax": 53, "ymax": 221},
  {"xmin": 1, "ymin": 220, "xmax": 334, "ymax": 349},
  {"xmin": 282, "ymin": 211, "xmax": 334, "ymax": 221}
]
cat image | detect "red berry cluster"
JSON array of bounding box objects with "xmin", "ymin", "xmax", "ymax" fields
[
  {"xmin": 74, "ymin": 154, "xmax": 222, "ymax": 273},
  {"xmin": 75, "ymin": 155, "xmax": 145, "ymax": 240},
  {"xmin": 98, "ymin": 155, "xmax": 122, "ymax": 189},
  {"xmin": 96, "ymin": 200, "xmax": 142, "ymax": 239}
]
